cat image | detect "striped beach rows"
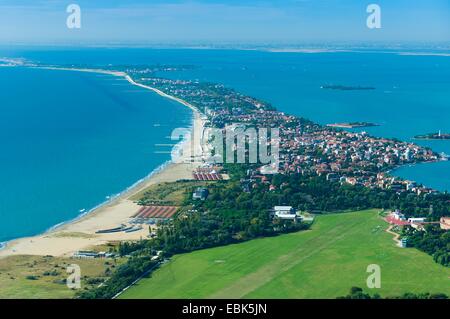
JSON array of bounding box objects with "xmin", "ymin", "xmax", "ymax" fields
[
  {"xmin": 134, "ymin": 205, "xmax": 179, "ymax": 219},
  {"xmin": 195, "ymin": 167, "xmax": 221, "ymax": 173},
  {"xmin": 193, "ymin": 172, "xmax": 223, "ymax": 181}
]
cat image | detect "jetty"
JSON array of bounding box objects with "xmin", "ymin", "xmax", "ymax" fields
[
  {"xmin": 414, "ymin": 131, "xmax": 450, "ymax": 140},
  {"xmin": 326, "ymin": 122, "xmax": 379, "ymax": 129}
]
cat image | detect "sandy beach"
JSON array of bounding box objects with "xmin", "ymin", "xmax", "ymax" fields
[{"xmin": 0, "ymin": 67, "xmax": 206, "ymax": 258}]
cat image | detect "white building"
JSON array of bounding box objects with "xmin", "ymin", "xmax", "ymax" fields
[
  {"xmin": 392, "ymin": 210, "xmax": 406, "ymax": 221},
  {"xmin": 408, "ymin": 217, "xmax": 426, "ymax": 223},
  {"xmin": 400, "ymin": 238, "xmax": 408, "ymax": 248},
  {"xmin": 273, "ymin": 206, "xmax": 298, "ymax": 221}
]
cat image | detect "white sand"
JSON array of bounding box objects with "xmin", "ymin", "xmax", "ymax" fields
[
  {"xmin": 0, "ymin": 67, "xmax": 205, "ymax": 258},
  {"xmin": 397, "ymin": 52, "xmax": 450, "ymax": 57}
]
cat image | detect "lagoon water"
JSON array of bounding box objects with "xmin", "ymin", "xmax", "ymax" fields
[{"xmin": 0, "ymin": 47, "xmax": 449, "ymax": 242}]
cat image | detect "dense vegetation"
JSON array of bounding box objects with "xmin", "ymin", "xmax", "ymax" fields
[
  {"xmin": 248, "ymin": 172, "xmax": 450, "ymax": 219},
  {"xmin": 78, "ymin": 257, "xmax": 158, "ymax": 299},
  {"xmin": 404, "ymin": 225, "xmax": 450, "ymax": 267},
  {"xmin": 79, "ymin": 163, "xmax": 449, "ymax": 298},
  {"xmin": 78, "ymin": 166, "xmax": 306, "ymax": 298},
  {"xmin": 241, "ymin": 170, "xmax": 450, "ymax": 267}
]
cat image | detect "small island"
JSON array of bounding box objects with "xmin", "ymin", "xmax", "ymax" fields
[
  {"xmin": 327, "ymin": 122, "xmax": 379, "ymax": 129},
  {"xmin": 320, "ymin": 84, "xmax": 375, "ymax": 91},
  {"xmin": 414, "ymin": 131, "xmax": 450, "ymax": 140}
]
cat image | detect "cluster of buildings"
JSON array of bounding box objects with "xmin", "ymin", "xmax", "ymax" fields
[
  {"xmin": 269, "ymin": 206, "xmax": 314, "ymax": 223},
  {"xmin": 271, "ymin": 206, "xmax": 299, "ymax": 222},
  {"xmin": 73, "ymin": 250, "xmax": 116, "ymax": 259},
  {"xmin": 135, "ymin": 74, "xmax": 443, "ymax": 199},
  {"xmin": 137, "ymin": 77, "xmax": 264, "ymax": 118},
  {"xmin": 277, "ymin": 128, "xmax": 438, "ymax": 193},
  {"xmin": 386, "ymin": 210, "xmax": 449, "ymax": 231}
]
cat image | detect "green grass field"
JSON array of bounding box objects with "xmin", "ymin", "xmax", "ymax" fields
[{"xmin": 121, "ymin": 210, "xmax": 450, "ymax": 299}]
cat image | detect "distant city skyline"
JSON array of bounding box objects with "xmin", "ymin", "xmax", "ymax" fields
[{"xmin": 0, "ymin": 0, "xmax": 449, "ymax": 45}]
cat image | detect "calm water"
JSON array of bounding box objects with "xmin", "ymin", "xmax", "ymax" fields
[
  {"xmin": 155, "ymin": 49, "xmax": 450, "ymax": 191},
  {"xmin": 0, "ymin": 66, "xmax": 191, "ymax": 242},
  {"xmin": 0, "ymin": 47, "xmax": 449, "ymax": 242}
]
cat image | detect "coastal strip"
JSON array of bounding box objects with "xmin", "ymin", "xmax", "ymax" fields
[
  {"xmin": 36, "ymin": 66, "xmax": 200, "ymax": 114},
  {"xmin": 326, "ymin": 122, "xmax": 379, "ymax": 129},
  {"xmin": 0, "ymin": 66, "xmax": 206, "ymax": 258}
]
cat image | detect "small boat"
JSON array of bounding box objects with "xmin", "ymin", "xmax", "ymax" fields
[
  {"xmin": 96, "ymin": 225, "xmax": 126, "ymax": 234},
  {"xmin": 125, "ymin": 226, "xmax": 143, "ymax": 233}
]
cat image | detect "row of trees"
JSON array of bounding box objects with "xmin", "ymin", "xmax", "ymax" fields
[
  {"xmin": 404, "ymin": 226, "xmax": 450, "ymax": 267},
  {"xmin": 337, "ymin": 287, "xmax": 448, "ymax": 299},
  {"xmin": 263, "ymin": 172, "xmax": 450, "ymax": 219},
  {"xmin": 78, "ymin": 257, "xmax": 158, "ymax": 299}
]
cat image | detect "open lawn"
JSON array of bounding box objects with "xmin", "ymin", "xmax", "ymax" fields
[{"xmin": 121, "ymin": 209, "xmax": 450, "ymax": 299}]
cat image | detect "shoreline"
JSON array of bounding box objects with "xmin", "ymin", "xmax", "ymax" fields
[
  {"xmin": 45, "ymin": 159, "xmax": 172, "ymax": 236},
  {"xmin": 1, "ymin": 63, "xmax": 447, "ymax": 256},
  {"xmin": 390, "ymin": 158, "xmax": 450, "ymax": 192},
  {"xmin": 0, "ymin": 66, "xmax": 206, "ymax": 258}
]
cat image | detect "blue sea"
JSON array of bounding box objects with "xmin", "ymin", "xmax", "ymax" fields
[
  {"xmin": 0, "ymin": 62, "xmax": 191, "ymax": 243},
  {"xmin": 0, "ymin": 46, "xmax": 449, "ymax": 243}
]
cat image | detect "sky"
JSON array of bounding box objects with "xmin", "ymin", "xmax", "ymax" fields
[{"xmin": 0, "ymin": 0, "xmax": 449, "ymax": 45}]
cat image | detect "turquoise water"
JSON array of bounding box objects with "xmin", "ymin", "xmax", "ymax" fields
[
  {"xmin": 0, "ymin": 66, "xmax": 191, "ymax": 242},
  {"xmin": 0, "ymin": 47, "xmax": 449, "ymax": 243}
]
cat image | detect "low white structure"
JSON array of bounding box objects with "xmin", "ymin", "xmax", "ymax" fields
[
  {"xmin": 400, "ymin": 238, "xmax": 408, "ymax": 248},
  {"xmin": 73, "ymin": 251, "xmax": 100, "ymax": 259},
  {"xmin": 392, "ymin": 210, "xmax": 406, "ymax": 220},
  {"xmin": 408, "ymin": 217, "xmax": 426, "ymax": 223},
  {"xmin": 272, "ymin": 206, "xmax": 298, "ymax": 221},
  {"xmin": 192, "ymin": 187, "xmax": 209, "ymax": 200}
]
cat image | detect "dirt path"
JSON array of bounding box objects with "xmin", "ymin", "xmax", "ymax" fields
[{"xmin": 385, "ymin": 225, "xmax": 401, "ymax": 245}]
